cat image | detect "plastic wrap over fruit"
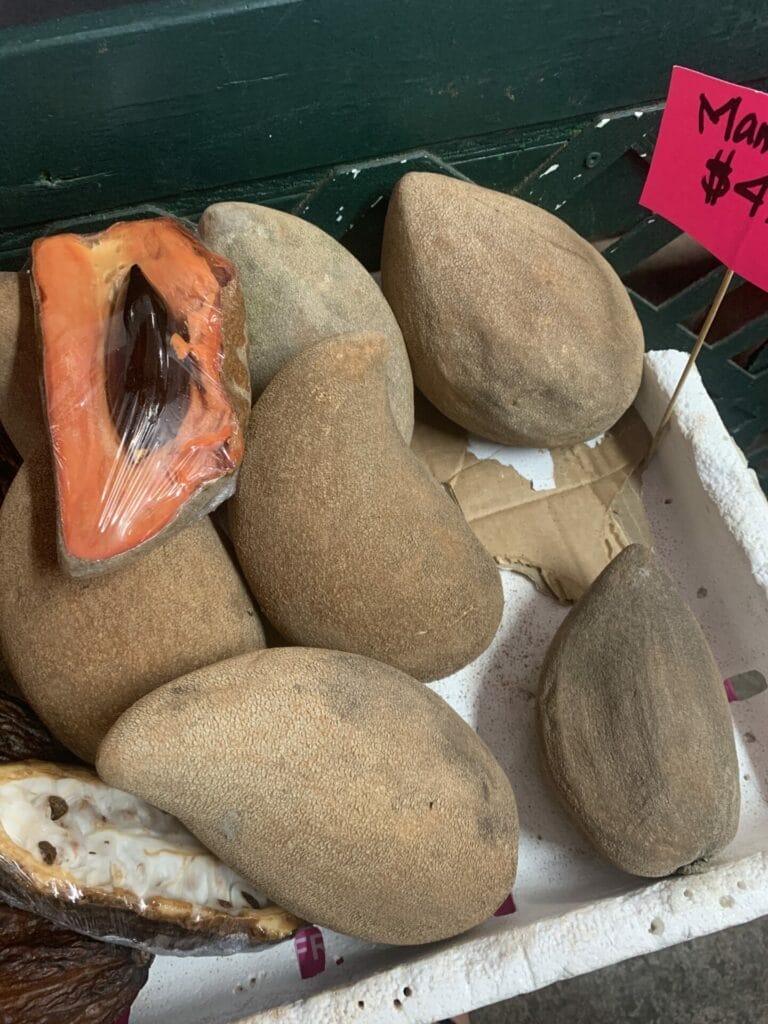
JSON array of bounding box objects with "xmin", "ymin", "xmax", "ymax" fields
[
  {"xmin": 30, "ymin": 217, "xmax": 251, "ymax": 578},
  {"xmin": 0, "ymin": 759, "xmax": 303, "ymax": 956}
]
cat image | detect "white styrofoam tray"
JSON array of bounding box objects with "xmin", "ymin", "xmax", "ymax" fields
[{"xmin": 131, "ymin": 350, "xmax": 768, "ymax": 1024}]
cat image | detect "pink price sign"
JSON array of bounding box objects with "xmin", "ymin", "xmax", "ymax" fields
[{"xmin": 640, "ymin": 66, "xmax": 768, "ymax": 291}]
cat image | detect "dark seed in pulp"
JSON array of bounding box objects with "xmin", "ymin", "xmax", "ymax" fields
[
  {"xmin": 48, "ymin": 795, "xmax": 68, "ymax": 821},
  {"xmin": 38, "ymin": 840, "xmax": 57, "ymax": 865},
  {"xmin": 105, "ymin": 264, "xmax": 195, "ymax": 455}
]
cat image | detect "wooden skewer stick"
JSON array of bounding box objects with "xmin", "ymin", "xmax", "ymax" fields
[{"xmin": 642, "ymin": 265, "xmax": 734, "ymax": 468}]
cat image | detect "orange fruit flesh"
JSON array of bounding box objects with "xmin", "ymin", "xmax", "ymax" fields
[{"xmin": 32, "ymin": 218, "xmax": 243, "ymax": 564}]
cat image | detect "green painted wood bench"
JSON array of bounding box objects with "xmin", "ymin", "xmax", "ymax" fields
[{"xmin": 1, "ymin": 0, "xmax": 766, "ymax": 487}]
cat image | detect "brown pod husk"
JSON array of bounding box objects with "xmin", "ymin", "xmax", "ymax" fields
[
  {"xmin": 31, "ymin": 217, "xmax": 251, "ymax": 578},
  {"xmin": 0, "ymin": 900, "xmax": 152, "ymax": 1024},
  {"xmin": 97, "ymin": 647, "xmax": 519, "ymax": 946},
  {"xmin": 538, "ymin": 543, "xmax": 740, "ymax": 877},
  {"xmin": 0, "ymin": 760, "xmax": 303, "ymax": 956},
  {"xmin": 0, "ymin": 693, "xmax": 79, "ymax": 765}
]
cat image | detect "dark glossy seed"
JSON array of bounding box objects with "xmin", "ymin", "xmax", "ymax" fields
[
  {"xmin": 38, "ymin": 840, "xmax": 57, "ymax": 865},
  {"xmin": 105, "ymin": 264, "xmax": 194, "ymax": 454},
  {"xmin": 48, "ymin": 795, "xmax": 68, "ymax": 821}
]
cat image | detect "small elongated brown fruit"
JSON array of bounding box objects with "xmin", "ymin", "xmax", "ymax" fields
[
  {"xmin": 230, "ymin": 332, "xmax": 503, "ymax": 682},
  {"xmin": 97, "ymin": 647, "xmax": 519, "ymax": 945},
  {"xmin": 0, "ymin": 454, "xmax": 266, "ymax": 762},
  {"xmin": 538, "ymin": 544, "xmax": 740, "ymax": 877}
]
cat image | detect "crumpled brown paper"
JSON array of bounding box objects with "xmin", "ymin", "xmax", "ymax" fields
[{"xmin": 412, "ymin": 397, "xmax": 651, "ymax": 603}]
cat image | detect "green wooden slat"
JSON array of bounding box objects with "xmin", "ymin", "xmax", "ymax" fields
[
  {"xmin": 729, "ymin": 413, "xmax": 766, "ymax": 451},
  {"xmin": 709, "ymin": 316, "xmax": 768, "ymax": 362},
  {"xmin": 658, "ymin": 267, "xmax": 742, "ymax": 324},
  {"xmin": 749, "ymin": 344, "xmax": 768, "ymax": 376},
  {"xmin": 514, "ymin": 106, "xmax": 662, "ymax": 211},
  {"xmin": 294, "ymin": 152, "xmax": 468, "ymax": 240},
  {"xmin": 603, "ymin": 216, "xmax": 680, "ymax": 276},
  {"xmin": 559, "ymin": 150, "xmax": 652, "ymax": 238},
  {"xmin": 452, "ymin": 141, "xmax": 568, "ymax": 195},
  {"xmin": 3, "ymin": 1, "xmax": 768, "ymax": 230},
  {"xmin": 633, "ymin": 298, "xmax": 688, "ymax": 351}
]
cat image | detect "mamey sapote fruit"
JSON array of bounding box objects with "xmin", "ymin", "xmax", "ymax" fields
[
  {"xmin": 198, "ymin": 201, "xmax": 414, "ymax": 440},
  {"xmin": 31, "ymin": 217, "xmax": 250, "ymax": 576},
  {"xmin": 0, "ymin": 760, "xmax": 302, "ymax": 955},
  {"xmin": 0, "ymin": 901, "xmax": 151, "ymax": 1024},
  {"xmin": 538, "ymin": 544, "xmax": 740, "ymax": 877},
  {"xmin": 0, "ymin": 272, "xmax": 45, "ymax": 458},
  {"xmin": 230, "ymin": 333, "xmax": 503, "ymax": 681},
  {"xmin": 97, "ymin": 647, "xmax": 519, "ymax": 945},
  {"xmin": 381, "ymin": 172, "xmax": 644, "ymax": 447},
  {"xmin": 0, "ymin": 454, "xmax": 265, "ymax": 762}
]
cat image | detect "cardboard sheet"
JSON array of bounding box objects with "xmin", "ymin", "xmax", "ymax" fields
[{"xmin": 412, "ymin": 396, "xmax": 652, "ymax": 603}]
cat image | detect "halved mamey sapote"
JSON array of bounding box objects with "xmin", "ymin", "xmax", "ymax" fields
[
  {"xmin": 31, "ymin": 217, "xmax": 250, "ymax": 576},
  {"xmin": 0, "ymin": 760, "xmax": 303, "ymax": 955}
]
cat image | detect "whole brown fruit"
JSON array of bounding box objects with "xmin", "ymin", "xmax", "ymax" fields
[
  {"xmin": 0, "ymin": 454, "xmax": 266, "ymax": 762},
  {"xmin": 199, "ymin": 201, "xmax": 414, "ymax": 440},
  {"xmin": 381, "ymin": 172, "xmax": 643, "ymax": 447},
  {"xmin": 98, "ymin": 647, "xmax": 519, "ymax": 945},
  {"xmin": 229, "ymin": 332, "xmax": 503, "ymax": 681},
  {"xmin": 538, "ymin": 544, "xmax": 739, "ymax": 877}
]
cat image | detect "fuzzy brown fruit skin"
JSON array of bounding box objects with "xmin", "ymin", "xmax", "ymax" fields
[
  {"xmin": 381, "ymin": 172, "xmax": 644, "ymax": 447},
  {"xmin": 199, "ymin": 201, "xmax": 414, "ymax": 441},
  {"xmin": 0, "ymin": 454, "xmax": 266, "ymax": 762},
  {"xmin": 538, "ymin": 544, "xmax": 739, "ymax": 877},
  {"xmin": 97, "ymin": 647, "xmax": 519, "ymax": 946},
  {"xmin": 0, "ymin": 271, "xmax": 46, "ymax": 458},
  {"xmin": 229, "ymin": 332, "xmax": 503, "ymax": 682}
]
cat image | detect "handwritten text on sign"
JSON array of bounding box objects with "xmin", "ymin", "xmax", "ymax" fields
[{"xmin": 640, "ymin": 66, "xmax": 768, "ymax": 292}]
